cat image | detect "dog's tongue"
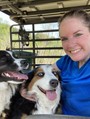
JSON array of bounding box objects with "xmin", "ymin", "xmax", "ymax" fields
[
  {"xmin": 6, "ymin": 71, "xmax": 28, "ymax": 80},
  {"xmin": 46, "ymin": 90, "xmax": 57, "ymax": 101}
]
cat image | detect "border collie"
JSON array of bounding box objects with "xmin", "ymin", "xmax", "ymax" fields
[
  {"xmin": 0, "ymin": 50, "xmax": 29, "ymax": 118},
  {"xmin": 7, "ymin": 65, "xmax": 61, "ymax": 119}
]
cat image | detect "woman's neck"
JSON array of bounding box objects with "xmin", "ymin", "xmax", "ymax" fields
[{"xmin": 79, "ymin": 57, "xmax": 90, "ymax": 68}]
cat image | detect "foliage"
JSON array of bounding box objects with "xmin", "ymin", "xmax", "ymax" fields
[{"xmin": 0, "ymin": 18, "xmax": 10, "ymax": 50}]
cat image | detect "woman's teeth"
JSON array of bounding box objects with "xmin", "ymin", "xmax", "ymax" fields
[{"xmin": 70, "ymin": 49, "xmax": 81, "ymax": 54}]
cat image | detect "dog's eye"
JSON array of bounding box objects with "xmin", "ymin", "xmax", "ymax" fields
[
  {"xmin": 6, "ymin": 53, "xmax": 10, "ymax": 57},
  {"xmin": 52, "ymin": 71, "xmax": 57, "ymax": 76},
  {"xmin": 14, "ymin": 54, "xmax": 18, "ymax": 58},
  {"xmin": 13, "ymin": 53, "xmax": 18, "ymax": 58},
  {"xmin": 37, "ymin": 72, "xmax": 44, "ymax": 77}
]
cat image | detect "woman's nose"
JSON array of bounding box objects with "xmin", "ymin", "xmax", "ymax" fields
[{"xmin": 67, "ymin": 36, "xmax": 76, "ymax": 44}]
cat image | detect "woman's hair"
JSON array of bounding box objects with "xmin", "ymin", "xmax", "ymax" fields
[{"xmin": 58, "ymin": 9, "xmax": 90, "ymax": 30}]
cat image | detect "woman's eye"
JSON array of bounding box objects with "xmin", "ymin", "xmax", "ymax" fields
[
  {"xmin": 61, "ymin": 37, "xmax": 68, "ymax": 41},
  {"xmin": 74, "ymin": 33, "xmax": 83, "ymax": 37}
]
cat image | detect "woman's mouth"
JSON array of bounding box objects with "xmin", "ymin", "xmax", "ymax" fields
[{"xmin": 70, "ymin": 48, "xmax": 81, "ymax": 54}]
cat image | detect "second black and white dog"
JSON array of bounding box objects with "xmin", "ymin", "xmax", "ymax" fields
[
  {"xmin": 0, "ymin": 50, "xmax": 29, "ymax": 117},
  {"xmin": 7, "ymin": 65, "xmax": 61, "ymax": 119}
]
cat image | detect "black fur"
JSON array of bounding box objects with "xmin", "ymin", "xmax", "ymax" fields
[{"xmin": 6, "ymin": 70, "xmax": 36, "ymax": 119}]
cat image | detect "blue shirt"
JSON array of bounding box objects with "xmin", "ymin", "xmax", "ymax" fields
[{"xmin": 56, "ymin": 55, "xmax": 90, "ymax": 117}]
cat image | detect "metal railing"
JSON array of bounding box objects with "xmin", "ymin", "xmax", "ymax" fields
[{"xmin": 10, "ymin": 23, "xmax": 65, "ymax": 69}]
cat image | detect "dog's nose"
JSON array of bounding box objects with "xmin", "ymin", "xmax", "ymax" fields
[
  {"xmin": 20, "ymin": 60, "xmax": 29, "ymax": 67},
  {"xmin": 50, "ymin": 79, "xmax": 58, "ymax": 88}
]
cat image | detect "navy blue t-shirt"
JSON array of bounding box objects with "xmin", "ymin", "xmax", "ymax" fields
[{"xmin": 56, "ymin": 55, "xmax": 90, "ymax": 117}]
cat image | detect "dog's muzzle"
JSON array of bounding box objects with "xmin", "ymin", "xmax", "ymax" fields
[{"xmin": 37, "ymin": 79, "xmax": 59, "ymax": 101}]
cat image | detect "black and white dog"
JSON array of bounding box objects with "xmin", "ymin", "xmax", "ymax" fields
[
  {"xmin": 7, "ymin": 65, "xmax": 61, "ymax": 119},
  {"xmin": 0, "ymin": 50, "xmax": 29, "ymax": 117}
]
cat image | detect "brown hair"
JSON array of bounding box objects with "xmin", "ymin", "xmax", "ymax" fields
[{"xmin": 58, "ymin": 9, "xmax": 90, "ymax": 30}]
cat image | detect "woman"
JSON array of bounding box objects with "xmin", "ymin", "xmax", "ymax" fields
[{"xmin": 53, "ymin": 9, "xmax": 90, "ymax": 117}]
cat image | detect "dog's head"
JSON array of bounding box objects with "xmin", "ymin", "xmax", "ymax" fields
[
  {"xmin": 22, "ymin": 65, "xmax": 61, "ymax": 102},
  {"xmin": 0, "ymin": 50, "xmax": 29, "ymax": 84}
]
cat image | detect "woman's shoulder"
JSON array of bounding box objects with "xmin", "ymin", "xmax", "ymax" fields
[
  {"xmin": 56, "ymin": 55, "xmax": 73, "ymax": 70},
  {"xmin": 57, "ymin": 55, "xmax": 72, "ymax": 63}
]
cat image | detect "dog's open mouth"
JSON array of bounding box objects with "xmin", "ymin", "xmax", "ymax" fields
[
  {"xmin": 37, "ymin": 86, "xmax": 57, "ymax": 101},
  {"xmin": 1, "ymin": 71, "xmax": 28, "ymax": 82}
]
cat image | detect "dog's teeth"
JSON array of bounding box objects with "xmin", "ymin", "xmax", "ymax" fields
[
  {"xmin": 2, "ymin": 73, "xmax": 5, "ymax": 76},
  {"xmin": 5, "ymin": 73, "xmax": 10, "ymax": 77},
  {"xmin": 2, "ymin": 73, "xmax": 10, "ymax": 77}
]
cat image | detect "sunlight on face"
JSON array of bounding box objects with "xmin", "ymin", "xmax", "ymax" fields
[{"xmin": 59, "ymin": 17, "xmax": 90, "ymax": 66}]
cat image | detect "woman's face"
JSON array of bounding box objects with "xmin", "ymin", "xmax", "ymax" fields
[{"xmin": 59, "ymin": 17, "xmax": 90, "ymax": 63}]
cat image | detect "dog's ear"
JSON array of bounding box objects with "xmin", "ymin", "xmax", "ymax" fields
[
  {"xmin": 55, "ymin": 70, "xmax": 61, "ymax": 84},
  {"xmin": 24, "ymin": 70, "xmax": 35, "ymax": 88},
  {"xmin": 28, "ymin": 69, "xmax": 35, "ymax": 80},
  {"xmin": 20, "ymin": 67, "xmax": 39, "ymax": 102},
  {"xmin": 20, "ymin": 86, "xmax": 37, "ymax": 102},
  {"xmin": 6, "ymin": 48, "xmax": 11, "ymax": 51}
]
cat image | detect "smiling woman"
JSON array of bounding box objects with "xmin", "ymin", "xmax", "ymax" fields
[{"xmin": 52, "ymin": 9, "xmax": 90, "ymax": 117}]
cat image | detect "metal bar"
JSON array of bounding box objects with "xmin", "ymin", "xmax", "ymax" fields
[
  {"xmin": 11, "ymin": 47, "xmax": 63, "ymax": 50},
  {"xmin": 11, "ymin": 38, "xmax": 60, "ymax": 42}
]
